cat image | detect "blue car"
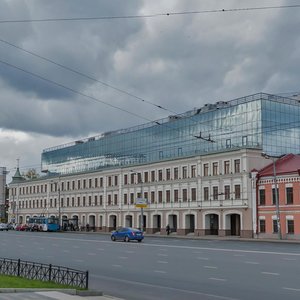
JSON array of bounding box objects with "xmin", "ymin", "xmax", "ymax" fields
[{"xmin": 111, "ymin": 227, "xmax": 144, "ymax": 242}]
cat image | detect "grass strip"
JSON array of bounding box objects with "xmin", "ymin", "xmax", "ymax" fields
[{"xmin": 0, "ymin": 275, "xmax": 75, "ymax": 289}]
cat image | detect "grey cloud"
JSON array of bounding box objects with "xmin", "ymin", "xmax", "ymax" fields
[{"xmin": 1, "ymin": 0, "xmax": 300, "ymax": 142}]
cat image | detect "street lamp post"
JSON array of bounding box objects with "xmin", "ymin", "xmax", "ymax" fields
[
  {"xmin": 58, "ymin": 181, "xmax": 61, "ymax": 230},
  {"xmin": 51, "ymin": 177, "xmax": 61, "ymax": 230},
  {"xmin": 131, "ymin": 170, "xmax": 145, "ymax": 232},
  {"xmin": 261, "ymin": 152, "xmax": 282, "ymax": 240}
]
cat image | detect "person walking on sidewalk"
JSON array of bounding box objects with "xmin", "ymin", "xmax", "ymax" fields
[{"xmin": 166, "ymin": 224, "xmax": 170, "ymax": 235}]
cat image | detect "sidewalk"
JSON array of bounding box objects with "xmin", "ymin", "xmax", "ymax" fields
[{"xmin": 0, "ymin": 289, "xmax": 123, "ymax": 300}]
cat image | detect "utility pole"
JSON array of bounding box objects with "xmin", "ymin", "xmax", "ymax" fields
[
  {"xmin": 131, "ymin": 170, "xmax": 146, "ymax": 232},
  {"xmin": 261, "ymin": 152, "xmax": 282, "ymax": 240}
]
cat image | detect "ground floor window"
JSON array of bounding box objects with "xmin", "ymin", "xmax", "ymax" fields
[
  {"xmin": 273, "ymin": 219, "xmax": 278, "ymax": 233},
  {"xmin": 259, "ymin": 219, "xmax": 266, "ymax": 233},
  {"xmin": 287, "ymin": 220, "xmax": 294, "ymax": 234}
]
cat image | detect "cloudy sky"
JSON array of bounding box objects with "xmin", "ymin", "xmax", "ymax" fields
[{"xmin": 1, "ymin": 0, "xmax": 300, "ymax": 180}]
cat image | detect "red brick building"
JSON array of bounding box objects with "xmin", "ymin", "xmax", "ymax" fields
[{"xmin": 255, "ymin": 154, "xmax": 300, "ymax": 239}]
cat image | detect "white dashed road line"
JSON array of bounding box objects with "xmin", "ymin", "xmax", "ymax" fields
[
  {"xmin": 204, "ymin": 266, "xmax": 218, "ymax": 269},
  {"xmin": 261, "ymin": 272, "xmax": 280, "ymax": 276},
  {"xmin": 245, "ymin": 261, "xmax": 259, "ymax": 265},
  {"xmin": 209, "ymin": 277, "xmax": 227, "ymax": 282},
  {"xmin": 283, "ymin": 287, "xmax": 300, "ymax": 292}
]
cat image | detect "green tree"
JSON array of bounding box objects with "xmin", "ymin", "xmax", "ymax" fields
[{"xmin": 23, "ymin": 169, "xmax": 40, "ymax": 179}]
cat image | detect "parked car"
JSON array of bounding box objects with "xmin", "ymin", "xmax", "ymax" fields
[
  {"xmin": 111, "ymin": 227, "xmax": 144, "ymax": 242},
  {"xmin": 15, "ymin": 224, "xmax": 28, "ymax": 231},
  {"xmin": 0, "ymin": 223, "xmax": 8, "ymax": 231}
]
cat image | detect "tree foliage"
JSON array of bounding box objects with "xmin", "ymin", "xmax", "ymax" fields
[{"xmin": 23, "ymin": 169, "xmax": 40, "ymax": 179}]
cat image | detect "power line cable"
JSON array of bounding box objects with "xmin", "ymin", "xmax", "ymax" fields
[
  {"xmin": 0, "ymin": 38, "xmax": 229, "ymax": 137},
  {"xmin": 0, "ymin": 4, "xmax": 300, "ymax": 23},
  {"xmin": 1, "ymin": 59, "xmax": 300, "ymax": 149},
  {"xmin": 0, "ymin": 58, "xmax": 152, "ymax": 123},
  {"xmin": 0, "ymin": 38, "xmax": 173, "ymax": 114},
  {"xmin": 0, "ymin": 58, "xmax": 217, "ymax": 142}
]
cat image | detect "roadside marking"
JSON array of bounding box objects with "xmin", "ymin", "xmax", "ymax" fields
[
  {"xmin": 261, "ymin": 272, "xmax": 279, "ymax": 276},
  {"xmin": 283, "ymin": 287, "xmax": 300, "ymax": 292},
  {"xmin": 245, "ymin": 261, "xmax": 259, "ymax": 265},
  {"xmin": 204, "ymin": 266, "xmax": 218, "ymax": 269},
  {"xmin": 92, "ymin": 274, "xmax": 238, "ymax": 300},
  {"xmin": 154, "ymin": 270, "xmax": 166, "ymax": 274},
  {"xmin": 209, "ymin": 277, "xmax": 227, "ymax": 282},
  {"xmin": 15, "ymin": 234, "xmax": 300, "ymax": 257}
]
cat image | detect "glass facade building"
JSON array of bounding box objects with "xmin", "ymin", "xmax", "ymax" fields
[{"xmin": 41, "ymin": 93, "xmax": 300, "ymax": 175}]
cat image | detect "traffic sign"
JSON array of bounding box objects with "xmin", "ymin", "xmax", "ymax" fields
[{"xmin": 135, "ymin": 198, "xmax": 148, "ymax": 208}]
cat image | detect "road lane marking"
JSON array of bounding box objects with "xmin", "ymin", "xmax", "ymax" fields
[
  {"xmin": 63, "ymin": 250, "xmax": 70, "ymax": 253},
  {"xmin": 283, "ymin": 287, "xmax": 300, "ymax": 292},
  {"xmin": 97, "ymin": 248, "xmax": 104, "ymax": 251},
  {"xmin": 157, "ymin": 260, "xmax": 168, "ymax": 264},
  {"xmin": 125, "ymin": 250, "xmax": 134, "ymax": 253},
  {"xmin": 92, "ymin": 274, "xmax": 238, "ymax": 300},
  {"xmin": 209, "ymin": 277, "xmax": 227, "ymax": 282},
  {"xmin": 75, "ymin": 259, "xmax": 84, "ymax": 263},
  {"xmin": 197, "ymin": 257, "xmax": 209, "ymax": 260},
  {"xmin": 118, "ymin": 256, "xmax": 128, "ymax": 259},
  {"xmin": 17, "ymin": 234, "xmax": 300, "ymax": 257},
  {"xmin": 154, "ymin": 270, "xmax": 166, "ymax": 274},
  {"xmin": 283, "ymin": 258, "xmax": 297, "ymax": 261},
  {"xmin": 157, "ymin": 253, "xmax": 168, "ymax": 257},
  {"xmin": 261, "ymin": 272, "xmax": 279, "ymax": 276},
  {"xmin": 245, "ymin": 261, "xmax": 259, "ymax": 264},
  {"xmin": 112, "ymin": 264, "xmax": 122, "ymax": 268},
  {"xmin": 87, "ymin": 252, "xmax": 96, "ymax": 256},
  {"xmin": 204, "ymin": 266, "xmax": 218, "ymax": 269},
  {"xmin": 233, "ymin": 254, "xmax": 245, "ymax": 257}
]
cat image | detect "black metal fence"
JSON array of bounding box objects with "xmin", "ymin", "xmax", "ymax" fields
[{"xmin": 0, "ymin": 258, "xmax": 88, "ymax": 289}]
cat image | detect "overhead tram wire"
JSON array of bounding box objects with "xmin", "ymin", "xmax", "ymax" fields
[
  {"xmin": 0, "ymin": 58, "xmax": 216, "ymax": 143},
  {"xmin": 2, "ymin": 57, "xmax": 299, "ymax": 146},
  {"xmin": 0, "ymin": 37, "xmax": 172, "ymax": 114},
  {"xmin": 2, "ymin": 60, "xmax": 298, "ymax": 147},
  {"xmin": 0, "ymin": 38, "xmax": 220, "ymax": 140},
  {"xmin": 0, "ymin": 4, "xmax": 300, "ymax": 23}
]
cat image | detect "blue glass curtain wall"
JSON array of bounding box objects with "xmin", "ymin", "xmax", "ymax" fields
[{"xmin": 41, "ymin": 93, "xmax": 300, "ymax": 175}]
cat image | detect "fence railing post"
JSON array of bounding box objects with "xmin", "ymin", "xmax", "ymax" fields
[
  {"xmin": 49, "ymin": 264, "xmax": 52, "ymax": 281},
  {"xmin": 17, "ymin": 259, "xmax": 20, "ymax": 277},
  {"xmin": 85, "ymin": 270, "xmax": 89, "ymax": 289}
]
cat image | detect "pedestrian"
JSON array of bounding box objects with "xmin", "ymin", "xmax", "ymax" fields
[
  {"xmin": 86, "ymin": 223, "xmax": 90, "ymax": 232},
  {"xmin": 166, "ymin": 224, "xmax": 170, "ymax": 235}
]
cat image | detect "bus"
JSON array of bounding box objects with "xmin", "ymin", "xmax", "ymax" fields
[{"xmin": 27, "ymin": 216, "xmax": 60, "ymax": 232}]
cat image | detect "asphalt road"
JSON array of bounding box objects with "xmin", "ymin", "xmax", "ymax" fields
[{"xmin": 1, "ymin": 231, "xmax": 300, "ymax": 300}]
